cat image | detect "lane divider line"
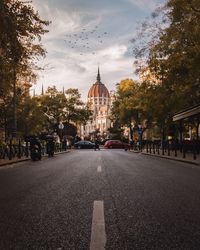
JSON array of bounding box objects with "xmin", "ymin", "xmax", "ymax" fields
[
  {"xmin": 97, "ymin": 165, "xmax": 102, "ymax": 172},
  {"xmin": 90, "ymin": 200, "xmax": 106, "ymax": 250}
]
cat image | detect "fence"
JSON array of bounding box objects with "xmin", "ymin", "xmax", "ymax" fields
[
  {"xmin": 142, "ymin": 139, "xmax": 199, "ymax": 161},
  {"xmin": 0, "ymin": 139, "xmax": 68, "ymax": 161}
]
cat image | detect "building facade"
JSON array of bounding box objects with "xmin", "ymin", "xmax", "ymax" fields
[{"xmin": 81, "ymin": 67, "xmax": 114, "ymax": 139}]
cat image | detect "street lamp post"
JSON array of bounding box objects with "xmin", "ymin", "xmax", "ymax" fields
[
  {"xmin": 58, "ymin": 122, "xmax": 64, "ymax": 140},
  {"xmin": 12, "ymin": 65, "xmax": 17, "ymax": 138},
  {"xmin": 58, "ymin": 122, "xmax": 64, "ymax": 151},
  {"xmin": 138, "ymin": 124, "xmax": 143, "ymax": 151}
]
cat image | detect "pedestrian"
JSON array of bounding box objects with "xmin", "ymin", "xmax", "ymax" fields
[
  {"xmin": 46, "ymin": 135, "xmax": 55, "ymax": 157},
  {"xmin": 130, "ymin": 139, "xmax": 134, "ymax": 150},
  {"xmin": 94, "ymin": 138, "xmax": 100, "ymax": 150},
  {"xmin": 62, "ymin": 138, "xmax": 67, "ymax": 151}
]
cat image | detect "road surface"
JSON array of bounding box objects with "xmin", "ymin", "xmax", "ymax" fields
[{"xmin": 0, "ymin": 149, "xmax": 200, "ymax": 249}]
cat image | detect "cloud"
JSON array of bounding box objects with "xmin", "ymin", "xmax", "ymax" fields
[
  {"xmin": 125, "ymin": 0, "xmax": 163, "ymax": 11},
  {"xmin": 97, "ymin": 45, "xmax": 127, "ymax": 60},
  {"xmin": 31, "ymin": 0, "xmax": 165, "ymax": 99}
]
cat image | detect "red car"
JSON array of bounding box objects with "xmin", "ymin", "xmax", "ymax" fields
[{"xmin": 104, "ymin": 140, "xmax": 131, "ymax": 150}]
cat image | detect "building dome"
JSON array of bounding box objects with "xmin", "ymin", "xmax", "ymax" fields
[{"xmin": 88, "ymin": 67, "xmax": 110, "ymax": 98}]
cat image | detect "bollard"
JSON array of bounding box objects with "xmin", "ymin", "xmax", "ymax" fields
[
  {"xmin": 167, "ymin": 142, "xmax": 170, "ymax": 156},
  {"xmin": 183, "ymin": 142, "xmax": 186, "ymax": 158},
  {"xmin": 180, "ymin": 143, "xmax": 182, "ymax": 153},
  {"xmin": 25, "ymin": 140, "xmax": 29, "ymax": 157},
  {"xmin": 42, "ymin": 141, "xmax": 45, "ymax": 155},
  {"xmin": 150, "ymin": 141, "xmax": 152, "ymax": 154},
  {"xmin": 174, "ymin": 141, "xmax": 177, "ymax": 157},
  {"xmin": 18, "ymin": 139, "xmax": 21, "ymax": 159},
  {"xmin": 146, "ymin": 142, "xmax": 148, "ymax": 153},
  {"xmin": 193, "ymin": 140, "xmax": 197, "ymax": 160},
  {"xmin": 162, "ymin": 142, "xmax": 164, "ymax": 155},
  {"xmin": 9, "ymin": 139, "xmax": 12, "ymax": 160},
  {"xmin": 153, "ymin": 142, "xmax": 155, "ymax": 154}
]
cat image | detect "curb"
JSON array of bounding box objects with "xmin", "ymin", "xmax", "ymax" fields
[
  {"xmin": 0, "ymin": 158, "xmax": 30, "ymax": 167},
  {"xmin": 53, "ymin": 150, "xmax": 70, "ymax": 155},
  {"xmin": 141, "ymin": 152, "xmax": 200, "ymax": 166},
  {"xmin": 0, "ymin": 150, "xmax": 71, "ymax": 167},
  {"xmin": 130, "ymin": 150, "xmax": 140, "ymax": 153}
]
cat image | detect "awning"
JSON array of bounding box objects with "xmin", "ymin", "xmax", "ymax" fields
[{"xmin": 173, "ymin": 104, "xmax": 200, "ymax": 122}]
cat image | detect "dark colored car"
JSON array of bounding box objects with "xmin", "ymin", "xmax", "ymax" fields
[
  {"xmin": 74, "ymin": 140, "xmax": 95, "ymax": 149},
  {"xmin": 104, "ymin": 140, "xmax": 131, "ymax": 150}
]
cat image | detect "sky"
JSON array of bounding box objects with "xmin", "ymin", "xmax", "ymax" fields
[{"xmin": 32, "ymin": 0, "xmax": 165, "ymax": 100}]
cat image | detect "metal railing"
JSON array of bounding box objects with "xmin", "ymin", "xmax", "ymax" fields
[
  {"xmin": 143, "ymin": 139, "xmax": 199, "ymax": 161},
  {"xmin": 0, "ymin": 139, "xmax": 68, "ymax": 161}
]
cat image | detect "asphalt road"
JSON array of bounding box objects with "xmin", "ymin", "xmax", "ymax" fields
[{"xmin": 0, "ymin": 149, "xmax": 200, "ymax": 250}]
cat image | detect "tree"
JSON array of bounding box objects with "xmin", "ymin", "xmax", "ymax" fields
[
  {"xmin": 38, "ymin": 87, "xmax": 92, "ymax": 136},
  {"xmin": 40, "ymin": 86, "xmax": 67, "ymax": 125},
  {"xmin": 130, "ymin": 0, "xmax": 200, "ymax": 140},
  {"xmin": 8, "ymin": 86, "xmax": 92, "ymax": 137},
  {"xmin": 65, "ymin": 88, "xmax": 92, "ymax": 126},
  {"xmin": 17, "ymin": 96, "xmax": 47, "ymax": 136},
  {"xmin": 0, "ymin": 0, "xmax": 50, "ymax": 137},
  {"xmin": 0, "ymin": 0, "xmax": 49, "ymax": 90},
  {"xmin": 111, "ymin": 79, "xmax": 145, "ymax": 140},
  {"xmin": 148, "ymin": 0, "xmax": 200, "ymax": 109}
]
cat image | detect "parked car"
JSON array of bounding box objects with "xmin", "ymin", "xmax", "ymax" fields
[
  {"xmin": 74, "ymin": 140, "xmax": 95, "ymax": 149},
  {"xmin": 104, "ymin": 140, "xmax": 131, "ymax": 150}
]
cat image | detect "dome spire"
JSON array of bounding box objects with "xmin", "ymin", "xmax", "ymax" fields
[
  {"xmin": 41, "ymin": 84, "xmax": 44, "ymax": 95},
  {"xmin": 97, "ymin": 66, "xmax": 101, "ymax": 82}
]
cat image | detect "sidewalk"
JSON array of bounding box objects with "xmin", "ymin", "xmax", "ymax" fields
[
  {"xmin": 0, "ymin": 150, "xmax": 70, "ymax": 167},
  {"xmin": 140, "ymin": 149, "xmax": 200, "ymax": 166}
]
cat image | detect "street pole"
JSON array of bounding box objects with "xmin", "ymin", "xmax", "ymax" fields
[
  {"xmin": 58, "ymin": 122, "xmax": 64, "ymax": 140},
  {"xmin": 138, "ymin": 124, "xmax": 143, "ymax": 151},
  {"xmin": 12, "ymin": 65, "xmax": 17, "ymax": 138},
  {"xmin": 58, "ymin": 122, "xmax": 64, "ymax": 151},
  {"xmin": 60, "ymin": 128, "xmax": 63, "ymax": 141}
]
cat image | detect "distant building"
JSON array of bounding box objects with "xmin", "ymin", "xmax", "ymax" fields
[{"xmin": 81, "ymin": 67, "xmax": 115, "ymax": 139}]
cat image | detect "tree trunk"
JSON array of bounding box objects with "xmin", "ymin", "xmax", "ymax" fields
[{"xmin": 129, "ymin": 125, "xmax": 133, "ymax": 140}]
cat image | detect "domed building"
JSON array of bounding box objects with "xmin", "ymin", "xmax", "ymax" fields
[{"xmin": 82, "ymin": 67, "xmax": 115, "ymax": 138}]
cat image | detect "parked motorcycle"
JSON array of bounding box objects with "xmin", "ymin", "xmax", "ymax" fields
[
  {"xmin": 30, "ymin": 144, "xmax": 42, "ymax": 161},
  {"xmin": 29, "ymin": 137, "xmax": 42, "ymax": 161}
]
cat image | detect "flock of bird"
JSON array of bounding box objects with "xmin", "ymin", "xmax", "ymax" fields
[{"xmin": 64, "ymin": 25, "xmax": 109, "ymax": 56}]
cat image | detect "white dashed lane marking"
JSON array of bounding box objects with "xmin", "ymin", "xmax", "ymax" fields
[
  {"xmin": 90, "ymin": 200, "xmax": 106, "ymax": 250},
  {"xmin": 97, "ymin": 165, "xmax": 102, "ymax": 172}
]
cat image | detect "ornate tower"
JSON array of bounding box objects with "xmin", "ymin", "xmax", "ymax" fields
[{"xmin": 85, "ymin": 67, "xmax": 111, "ymax": 137}]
